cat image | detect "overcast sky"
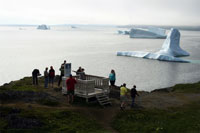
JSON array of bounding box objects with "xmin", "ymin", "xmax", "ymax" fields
[{"xmin": 0, "ymin": 0, "xmax": 200, "ymax": 26}]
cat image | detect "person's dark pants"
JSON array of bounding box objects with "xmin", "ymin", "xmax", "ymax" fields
[
  {"xmin": 131, "ymin": 97, "xmax": 135, "ymax": 108},
  {"xmin": 58, "ymin": 74, "xmax": 64, "ymax": 87},
  {"xmin": 44, "ymin": 77, "xmax": 48, "ymax": 88},
  {"xmin": 32, "ymin": 75, "xmax": 38, "ymax": 85},
  {"xmin": 110, "ymin": 80, "xmax": 115, "ymax": 86},
  {"xmin": 49, "ymin": 77, "xmax": 54, "ymax": 84}
]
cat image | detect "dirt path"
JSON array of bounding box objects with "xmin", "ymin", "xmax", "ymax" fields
[{"xmin": 41, "ymin": 87, "xmax": 120, "ymax": 132}]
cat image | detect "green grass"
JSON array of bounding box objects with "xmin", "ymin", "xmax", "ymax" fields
[
  {"xmin": 172, "ymin": 81, "xmax": 200, "ymax": 93},
  {"xmin": 0, "ymin": 77, "xmax": 44, "ymax": 92},
  {"xmin": 112, "ymin": 102, "xmax": 200, "ymax": 133},
  {"xmin": 37, "ymin": 98, "xmax": 60, "ymax": 106},
  {"xmin": 0, "ymin": 107, "xmax": 105, "ymax": 133}
]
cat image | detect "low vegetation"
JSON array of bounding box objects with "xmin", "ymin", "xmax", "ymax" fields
[
  {"xmin": 172, "ymin": 81, "xmax": 200, "ymax": 93},
  {"xmin": 0, "ymin": 77, "xmax": 41, "ymax": 92},
  {"xmin": 112, "ymin": 102, "xmax": 200, "ymax": 133},
  {"xmin": 36, "ymin": 98, "xmax": 60, "ymax": 107},
  {"xmin": 0, "ymin": 106, "xmax": 105, "ymax": 133}
]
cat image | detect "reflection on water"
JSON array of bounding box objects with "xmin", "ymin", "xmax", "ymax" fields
[
  {"xmin": 189, "ymin": 60, "xmax": 200, "ymax": 64},
  {"xmin": 0, "ymin": 26, "xmax": 200, "ymax": 91}
]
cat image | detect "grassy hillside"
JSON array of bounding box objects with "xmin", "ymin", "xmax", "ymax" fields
[
  {"xmin": 1, "ymin": 77, "xmax": 200, "ymax": 132},
  {"xmin": 112, "ymin": 102, "xmax": 200, "ymax": 133},
  {"xmin": 0, "ymin": 106, "xmax": 105, "ymax": 133}
]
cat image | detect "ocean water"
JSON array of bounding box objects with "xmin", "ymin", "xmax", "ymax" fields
[{"xmin": 0, "ymin": 25, "xmax": 200, "ymax": 91}]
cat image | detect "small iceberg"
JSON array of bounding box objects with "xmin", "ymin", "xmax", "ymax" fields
[
  {"xmin": 71, "ymin": 26, "xmax": 77, "ymax": 28},
  {"xmin": 129, "ymin": 27, "xmax": 166, "ymax": 39},
  {"xmin": 37, "ymin": 24, "xmax": 50, "ymax": 30},
  {"xmin": 118, "ymin": 30, "xmax": 130, "ymax": 35},
  {"xmin": 117, "ymin": 28, "xmax": 190, "ymax": 63}
]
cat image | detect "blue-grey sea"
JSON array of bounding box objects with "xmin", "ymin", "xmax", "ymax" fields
[{"xmin": 0, "ymin": 25, "xmax": 200, "ymax": 91}]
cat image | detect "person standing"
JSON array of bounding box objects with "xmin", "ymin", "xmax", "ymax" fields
[
  {"xmin": 49, "ymin": 66, "xmax": 55, "ymax": 88},
  {"xmin": 66, "ymin": 74, "xmax": 77, "ymax": 104},
  {"xmin": 58, "ymin": 60, "xmax": 66, "ymax": 87},
  {"xmin": 32, "ymin": 69, "xmax": 40, "ymax": 85},
  {"xmin": 109, "ymin": 69, "xmax": 116, "ymax": 87},
  {"xmin": 75, "ymin": 66, "xmax": 82, "ymax": 75},
  {"xmin": 44, "ymin": 67, "xmax": 49, "ymax": 88},
  {"xmin": 79, "ymin": 68, "xmax": 86, "ymax": 80},
  {"xmin": 131, "ymin": 85, "xmax": 139, "ymax": 108},
  {"xmin": 120, "ymin": 83, "xmax": 128, "ymax": 110}
]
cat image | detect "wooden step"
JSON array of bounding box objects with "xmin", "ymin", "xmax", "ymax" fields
[{"xmin": 96, "ymin": 93, "xmax": 111, "ymax": 106}]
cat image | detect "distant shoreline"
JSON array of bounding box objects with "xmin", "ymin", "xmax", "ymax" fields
[{"xmin": 0, "ymin": 24, "xmax": 200, "ymax": 31}]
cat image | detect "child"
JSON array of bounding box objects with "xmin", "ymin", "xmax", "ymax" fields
[{"xmin": 131, "ymin": 85, "xmax": 139, "ymax": 108}]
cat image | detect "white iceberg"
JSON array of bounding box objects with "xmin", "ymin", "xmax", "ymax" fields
[
  {"xmin": 156, "ymin": 28, "xmax": 189, "ymax": 57},
  {"xmin": 129, "ymin": 27, "xmax": 166, "ymax": 39},
  {"xmin": 148, "ymin": 27, "xmax": 166, "ymax": 37},
  {"xmin": 117, "ymin": 28, "xmax": 190, "ymax": 63},
  {"xmin": 37, "ymin": 24, "xmax": 50, "ymax": 30}
]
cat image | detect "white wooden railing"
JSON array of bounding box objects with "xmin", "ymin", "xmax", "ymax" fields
[
  {"xmin": 62, "ymin": 74, "xmax": 109, "ymax": 95},
  {"xmin": 85, "ymin": 75, "xmax": 109, "ymax": 91}
]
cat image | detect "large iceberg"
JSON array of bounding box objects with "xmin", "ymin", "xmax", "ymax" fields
[
  {"xmin": 156, "ymin": 29, "xmax": 189, "ymax": 57},
  {"xmin": 117, "ymin": 28, "xmax": 190, "ymax": 63},
  {"xmin": 129, "ymin": 27, "xmax": 166, "ymax": 39}
]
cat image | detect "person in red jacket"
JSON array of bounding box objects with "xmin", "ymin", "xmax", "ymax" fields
[
  {"xmin": 49, "ymin": 66, "xmax": 55, "ymax": 88},
  {"xmin": 66, "ymin": 74, "xmax": 77, "ymax": 104}
]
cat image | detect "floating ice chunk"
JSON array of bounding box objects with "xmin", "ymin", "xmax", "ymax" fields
[
  {"xmin": 129, "ymin": 27, "xmax": 166, "ymax": 39},
  {"xmin": 117, "ymin": 28, "xmax": 190, "ymax": 63},
  {"xmin": 117, "ymin": 51, "xmax": 189, "ymax": 62},
  {"xmin": 118, "ymin": 30, "xmax": 130, "ymax": 35}
]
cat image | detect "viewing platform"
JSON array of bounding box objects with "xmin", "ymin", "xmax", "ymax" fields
[{"xmin": 62, "ymin": 74, "xmax": 110, "ymax": 103}]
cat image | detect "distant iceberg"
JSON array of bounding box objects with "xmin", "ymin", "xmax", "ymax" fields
[
  {"xmin": 129, "ymin": 27, "xmax": 166, "ymax": 39},
  {"xmin": 37, "ymin": 24, "xmax": 50, "ymax": 30},
  {"xmin": 117, "ymin": 28, "xmax": 190, "ymax": 63},
  {"xmin": 118, "ymin": 30, "xmax": 130, "ymax": 35},
  {"xmin": 71, "ymin": 26, "xmax": 77, "ymax": 28}
]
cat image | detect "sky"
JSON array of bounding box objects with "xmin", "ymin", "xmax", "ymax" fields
[{"xmin": 0, "ymin": 0, "xmax": 200, "ymax": 26}]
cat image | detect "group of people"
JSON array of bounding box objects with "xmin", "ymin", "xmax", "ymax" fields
[
  {"xmin": 32, "ymin": 60, "xmax": 66, "ymax": 88},
  {"xmin": 32, "ymin": 66, "xmax": 56, "ymax": 88},
  {"xmin": 44, "ymin": 60, "xmax": 67, "ymax": 88},
  {"xmin": 43, "ymin": 66, "xmax": 56, "ymax": 88},
  {"xmin": 73, "ymin": 66, "xmax": 86, "ymax": 80},
  {"xmin": 120, "ymin": 83, "xmax": 139, "ymax": 110},
  {"xmin": 33, "ymin": 64, "xmax": 139, "ymax": 107},
  {"xmin": 109, "ymin": 69, "xmax": 139, "ymax": 110},
  {"xmin": 32, "ymin": 60, "xmax": 77, "ymax": 104}
]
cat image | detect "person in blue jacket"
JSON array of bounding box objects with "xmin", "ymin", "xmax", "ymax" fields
[{"xmin": 109, "ymin": 69, "xmax": 116, "ymax": 87}]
